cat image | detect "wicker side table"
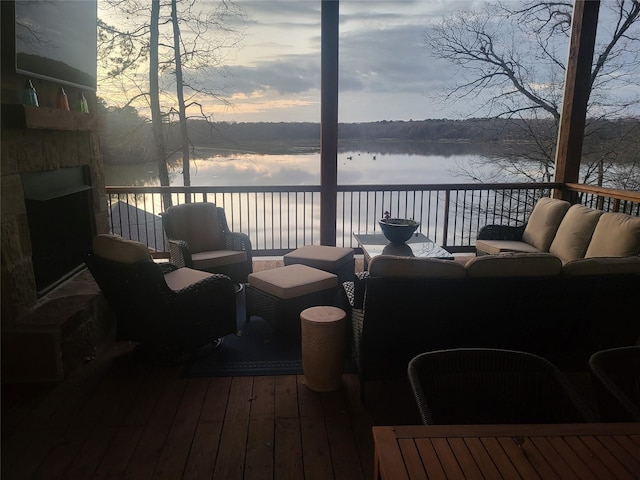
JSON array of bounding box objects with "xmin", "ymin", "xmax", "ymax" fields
[{"xmin": 300, "ymin": 306, "xmax": 346, "ymax": 392}]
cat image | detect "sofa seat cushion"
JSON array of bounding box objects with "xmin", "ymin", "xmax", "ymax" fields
[
  {"xmin": 562, "ymin": 256, "xmax": 640, "ymax": 276},
  {"xmin": 164, "ymin": 268, "xmax": 214, "ymax": 291},
  {"xmin": 466, "ymin": 253, "xmax": 562, "ymax": 277},
  {"xmin": 521, "ymin": 197, "xmax": 571, "ymax": 251},
  {"xmin": 585, "ymin": 212, "xmax": 640, "ymax": 258},
  {"xmin": 368, "ymin": 255, "xmax": 466, "ymax": 278},
  {"xmin": 93, "ymin": 234, "xmax": 152, "ymax": 263},
  {"xmin": 191, "ymin": 249, "xmax": 248, "ymax": 270},
  {"xmin": 475, "ymin": 239, "xmax": 541, "ymax": 255},
  {"xmin": 549, "ymin": 204, "xmax": 603, "ymax": 263}
]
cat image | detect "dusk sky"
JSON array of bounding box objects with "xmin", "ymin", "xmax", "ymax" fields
[
  {"xmin": 195, "ymin": 0, "xmax": 487, "ymax": 123},
  {"xmin": 98, "ymin": 0, "xmax": 638, "ymax": 124}
]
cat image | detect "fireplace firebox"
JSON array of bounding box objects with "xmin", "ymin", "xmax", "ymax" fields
[{"xmin": 22, "ymin": 166, "xmax": 95, "ymax": 296}]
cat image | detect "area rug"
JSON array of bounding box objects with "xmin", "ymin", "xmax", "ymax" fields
[{"xmin": 181, "ymin": 290, "xmax": 357, "ymax": 378}]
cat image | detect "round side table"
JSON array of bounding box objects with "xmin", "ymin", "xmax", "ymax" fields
[{"xmin": 300, "ymin": 306, "xmax": 346, "ymax": 392}]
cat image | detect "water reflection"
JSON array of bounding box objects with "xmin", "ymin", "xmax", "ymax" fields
[{"xmin": 104, "ymin": 147, "xmax": 502, "ymax": 186}]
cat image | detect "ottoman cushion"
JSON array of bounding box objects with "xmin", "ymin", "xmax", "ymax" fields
[
  {"xmin": 284, "ymin": 245, "xmax": 354, "ymax": 270},
  {"xmin": 248, "ymin": 264, "xmax": 338, "ymax": 299}
]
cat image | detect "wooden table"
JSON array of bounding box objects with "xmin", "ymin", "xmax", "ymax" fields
[{"xmin": 373, "ymin": 423, "xmax": 640, "ymax": 479}]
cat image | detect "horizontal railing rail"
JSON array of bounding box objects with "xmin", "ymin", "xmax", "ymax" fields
[{"xmin": 105, "ymin": 182, "xmax": 637, "ymax": 256}]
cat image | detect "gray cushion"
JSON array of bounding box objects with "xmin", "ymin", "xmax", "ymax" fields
[
  {"xmin": 192, "ymin": 250, "xmax": 248, "ymax": 270},
  {"xmin": 585, "ymin": 212, "xmax": 640, "ymax": 258},
  {"xmin": 248, "ymin": 264, "xmax": 338, "ymax": 299},
  {"xmin": 465, "ymin": 253, "xmax": 562, "ymax": 277},
  {"xmin": 521, "ymin": 197, "xmax": 571, "ymax": 251},
  {"xmin": 164, "ymin": 202, "xmax": 225, "ymax": 253},
  {"xmin": 549, "ymin": 204, "xmax": 603, "ymax": 263},
  {"xmin": 164, "ymin": 268, "xmax": 214, "ymax": 291},
  {"xmin": 368, "ymin": 255, "xmax": 466, "ymax": 278},
  {"xmin": 475, "ymin": 239, "xmax": 541, "ymax": 255},
  {"xmin": 92, "ymin": 234, "xmax": 151, "ymax": 264},
  {"xmin": 284, "ymin": 245, "xmax": 354, "ymax": 269},
  {"xmin": 563, "ymin": 256, "xmax": 640, "ymax": 276}
]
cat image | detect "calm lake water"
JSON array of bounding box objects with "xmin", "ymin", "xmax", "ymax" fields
[{"xmin": 104, "ymin": 144, "xmax": 532, "ymax": 186}]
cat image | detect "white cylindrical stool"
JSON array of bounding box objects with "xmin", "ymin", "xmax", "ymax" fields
[{"xmin": 300, "ymin": 306, "xmax": 346, "ymax": 392}]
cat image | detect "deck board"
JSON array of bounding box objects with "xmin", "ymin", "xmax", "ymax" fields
[{"xmin": 10, "ymin": 257, "xmax": 605, "ymax": 479}]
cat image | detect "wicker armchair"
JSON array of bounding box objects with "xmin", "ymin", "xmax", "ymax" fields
[
  {"xmin": 408, "ymin": 348, "xmax": 597, "ymax": 425},
  {"xmin": 589, "ymin": 346, "xmax": 640, "ymax": 422},
  {"xmin": 85, "ymin": 234, "xmax": 237, "ymax": 362},
  {"xmin": 161, "ymin": 202, "xmax": 253, "ymax": 284}
]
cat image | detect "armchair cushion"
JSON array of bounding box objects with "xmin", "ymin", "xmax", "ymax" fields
[
  {"xmin": 164, "ymin": 202, "xmax": 225, "ymax": 253},
  {"xmin": 521, "ymin": 197, "xmax": 571, "ymax": 251},
  {"xmin": 465, "ymin": 253, "xmax": 562, "ymax": 277},
  {"xmin": 164, "ymin": 267, "xmax": 215, "ymax": 291},
  {"xmin": 368, "ymin": 255, "xmax": 466, "ymax": 278},
  {"xmin": 549, "ymin": 204, "xmax": 603, "ymax": 263},
  {"xmin": 585, "ymin": 212, "xmax": 640, "ymax": 258},
  {"xmin": 93, "ymin": 234, "xmax": 151, "ymax": 263},
  {"xmin": 192, "ymin": 249, "xmax": 248, "ymax": 270}
]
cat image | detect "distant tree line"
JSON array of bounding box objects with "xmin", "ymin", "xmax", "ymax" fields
[{"xmin": 98, "ymin": 102, "xmax": 639, "ymax": 173}]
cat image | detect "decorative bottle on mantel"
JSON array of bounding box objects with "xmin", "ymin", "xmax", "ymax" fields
[
  {"xmin": 78, "ymin": 92, "xmax": 89, "ymax": 113},
  {"xmin": 22, "ymin": 79, "xmax": 39, "ymax": 106},
  {"xmin": 56, "ymin": 87, "xmax": 70, "ymax": 110}
]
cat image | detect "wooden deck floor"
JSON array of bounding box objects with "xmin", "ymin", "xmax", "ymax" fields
[{"xmin": 2, "ymin": 256, "xmax": 422, "ymax": 480}]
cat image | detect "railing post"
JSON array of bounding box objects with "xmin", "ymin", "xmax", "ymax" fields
[
  {"xmin": 320, "ymin": 0, "xmax": 339, "ymax": 246},
  {"xmin": 554, "ymin": 0, "xmax": 600, "ymax": 202}
]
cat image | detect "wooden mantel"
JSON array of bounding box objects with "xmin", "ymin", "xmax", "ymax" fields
[{"xmin": 1, "ymin": 104, "xmax": 105, "ymax": 132}]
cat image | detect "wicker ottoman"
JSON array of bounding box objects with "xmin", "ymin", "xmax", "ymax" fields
[
  {"xmin": 246, "ymin": 264, "xmax": 338, "ymax": 336},
  {"xmin": 283, "ymin": 245, "xmax": 355, "ymax": 285}
]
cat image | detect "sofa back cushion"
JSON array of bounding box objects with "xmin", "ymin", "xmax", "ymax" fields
[
  {"xmin": 164, "ymin": 202, "xmax": 225, "ymax": 253},
  {"xmin": 549, "ymin": 204, "xmax": 603, "ymax": 263},
  {"xmin": 585, "ymin": 212, "xmax": 640, "ymax": 257},
  {"xmin": 521, "ymin": 197, "xmax": 571, "ymax": 251},
  {"xmin": 368, "ymin": 255, "xmax": 466, "ymax": 278},
  {"xmin": 465, "ymin": 253, "xmax": 562, "ymax": 277},
  {"xmin": 93, "ymin": 234, "xmax": 152, "ymax": 264},
  {"xmin": 562, "ymin": 256, "xmax": 640, "ymax": 276}
]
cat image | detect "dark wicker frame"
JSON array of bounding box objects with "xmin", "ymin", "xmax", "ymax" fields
[
  {"xmin": 476, "ymin": 224, "xmax": 527, "ymax": 255},
  {"xmin": 85, "ymin": 252, "xmax": 237, "ymax": 360},
  {"xmin": 245, "ymin": 284, "xmax": 337, "ymax": 337},
  {"xmin": 589, "ymin": 346, "xmax": 640, "ymax": 422},
  {"xmin": 161, "ymin": 204, "xmax": 253, "ymax": 284},
  {"xmin": 408, "ymin": 348, "xmax": 597, "ymax": 425}
]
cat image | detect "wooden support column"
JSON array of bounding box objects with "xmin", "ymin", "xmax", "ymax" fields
[
  {"xmin": 320, "ymin": 0, "xmax": 339, "ymax": 246},
  {"xmin": 553, "ymin": 0, "xmax": 600, "ymax": 201}
]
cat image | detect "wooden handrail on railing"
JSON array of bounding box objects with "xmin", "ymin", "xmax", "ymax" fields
[
  {"xmin": 105, "ymin": 182, "xmax": 637, "ymax": 256},
  {"xmin": 564, "ymin": 183, "xmax": 640, "ymax": 214}
]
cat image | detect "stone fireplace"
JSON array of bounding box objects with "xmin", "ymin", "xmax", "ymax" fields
[
  {"xmin": 1, "ymin": 107, "xmax": 112, "ymax": 382},
  {"xmin": 1, "ymin": 0, "xmax": 113, "ymax": 382}
]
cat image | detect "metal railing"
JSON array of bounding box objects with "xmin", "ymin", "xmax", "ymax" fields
[{"xmin": 106, "ymin": 182, "xmax": 639, "ymax": 256}]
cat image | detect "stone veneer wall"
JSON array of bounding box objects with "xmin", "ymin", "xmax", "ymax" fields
[{"xmin": 1, "ymin": 126, "xmax": 110, "ymax": 327}]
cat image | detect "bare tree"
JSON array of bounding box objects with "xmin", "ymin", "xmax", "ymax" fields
[
  {"xmin": 98, "ymin": 0, "xmax": 246, "ymax": 189},
  {"xmin": 424, "ymin": 0, "xmax": 640, "ymax": 188}
]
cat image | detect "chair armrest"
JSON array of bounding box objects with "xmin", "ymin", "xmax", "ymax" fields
[
  {"xmin": 477, "ymin": 224, "xmax": 526, "ymax": 241},
  {"xmin": 167, "ymin": 239, "xmax": 192, "ymax": 268},
  {"xmin": 158, "ymin": 262, "xmax": 178, "ymax": 275},
  {"xmin": 224, "ymin": 231, "xmax": 253, "ymax": 259}
]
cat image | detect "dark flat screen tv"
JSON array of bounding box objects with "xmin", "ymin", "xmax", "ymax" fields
[{"xmin": 15, "ymin": 0, "xmax": 97, "ymax": 91}]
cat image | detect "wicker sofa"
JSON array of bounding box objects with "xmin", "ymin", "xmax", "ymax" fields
[
  {"xmin": 476, "ymin": 197, "xmax": 640, "ymax": 262},
  {"xmin": 343, "ymin": 251, "xmax": 640, "ymax": 393}
]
